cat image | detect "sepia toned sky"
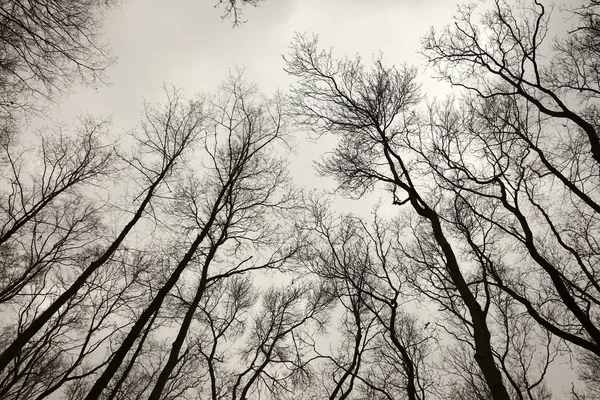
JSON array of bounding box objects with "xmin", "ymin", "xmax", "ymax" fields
[{"xmin": 54, "ymin": 0, "xmax": 575, "ymax": 122}]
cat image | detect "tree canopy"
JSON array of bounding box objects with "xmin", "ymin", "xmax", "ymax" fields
[{"xmin": 0, "ymin": 0, "xmax": 599, "ymax": 399}]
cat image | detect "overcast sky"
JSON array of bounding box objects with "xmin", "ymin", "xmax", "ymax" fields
[
  {"xmin": 64, "ymin": 0, "xmax": 455, "ymax": 124},
  {"xmin": 17, "ymin": 0, "xmax": 560, "ymax": 214},
  {"xmin": 42, "ymin": 0, "xmax": 462, "ymax": 214},
  {"xmin": 49, "ymin": 0, "xmax": 577, "ymax": 136},
  {"xmin": 28, "ymin": 0, "xmax": 572, "ymax": 230},
  {"xmin": 40, "ymin": 0, "xmax": 581, "ymax": 392}
]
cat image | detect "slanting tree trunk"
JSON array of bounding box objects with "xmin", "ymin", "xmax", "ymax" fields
[
  {"xmin": 285, "ymin": 34, "xmax": 511, "ymax": 400},
  {"xmin": 0, "ymin": 161, "xmax": 171, "ymax": 373},
  {"xmin": 146, "ymin": 237, "xmax": 221, "ymax": 400},
  {"xmin": 0, "ymin": 90, "xmax": 201, "ymax": 375},
  {"xmin": 84, "ymin": 185, "xmax": 228, "ymax": 400}
]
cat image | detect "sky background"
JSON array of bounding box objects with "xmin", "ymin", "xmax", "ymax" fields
[
  {"xmin": 46, "ymin": 0, "xmax": 575, "ymax": 197},
  {"xmin": 37, "ymin": 0, "xmax": 580, "ymax": 393},
  {"xmin": 50, "ymin": 0, "xmax": 461, "ymax": 199}
]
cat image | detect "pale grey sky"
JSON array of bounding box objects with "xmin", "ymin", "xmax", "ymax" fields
[
  {"xmin": 54, "ymin": 0, "xmax": 456, "ymax": 125},
  {"xmin": 50, "ymin": 0, "xmax": 578, "ymax": 131},
  {"xmin": 45, "ymin": 0, "xmax": 463, "ymax": 215},
  {"xmin": 27, "ymin": 0, "xmax": 585, "ymax": 396},
  {"xmin": 37, "ymin": 0, "xmax": 576, "ymax": 224}
]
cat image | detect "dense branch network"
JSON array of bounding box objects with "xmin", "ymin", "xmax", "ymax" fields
[{"xmin": 0, "ymin": 0, "xmax": 599, "ymax": 399}]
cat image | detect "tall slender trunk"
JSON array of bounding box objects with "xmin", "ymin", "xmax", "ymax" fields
[
  {"xmin": 388, "ymin": 303, "xmax": 418, "ymax": 400},
  {"xmin": 147, "ymin": 239, "xmax": 221, "ymax": 400},
  {"xmin": 0, "ymin": 164, "xmax": 172, "ymax": 373},
  {"xmin": 499, "ymin": 185, "xmax": 600, "ymax": 347},
  {"xmin": 83, "ymin": 231, "xmax": 205, "ymax": 400},
  {"xmin": 106, "ymin": 311, "xmax": 158, "ymax": 400},
  {"xmin": 379, "ymin": 134, "xmax": 510, "ymax": 400},
  {"xmin": 83, "ymin": 181, "xmax": 230, "ymax": 400},
  {"xmin": 425, "ymin": 210, "xmax": 510, "ymax": 400}
]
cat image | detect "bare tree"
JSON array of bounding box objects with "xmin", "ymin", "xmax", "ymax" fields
[
  {"xmin": 423, "ymin": 0, "xmax": 600, "ymax": 167},
  {"xmin": 7, "ymin": 0, "xmax": 600, "ymax": 397},
  {"xmin": 80, "ymin": 72, "xmax": 299, "ymax": 400},
  {"xmin": 144, "ymin": 72, "xmax": 298, "ymax": 400},
  {"xmin": 302, "ymin": 214, "xmax": 382, "ymax": 400},
  {"xmin": 574, "ymin": 350, "xmax": 600, "ymax": 399},
  {"xmin": 189, "ymin": 274, "xmax": 257, "ymax": 400},
  {"xmin": 0, "ymin": 119, "xmax": 111, "ymax": 309},
  {"xmin": 230, "ymin": 282, "xmax": 334, "ymax": 400},
  {"xmin": 0, "ymin": 246, "xmax": 158, "ymax": 400},
  {"xmin": 215, "ymin": 0, "xmax": 263, "ymax": 26},
  {"xmin": 0, "ymin": 118, "xmax": 112, "ymax": 248},
  {"xmin": 420, "ymin": 3, "xmax": 600, "ymax": 386},
  {"xmin": 419, "ymin": 92, "xmax": 600, "ymax": 357},
  {"xmin": 0, "ymin": 86, "xmax": 204, "ymax": 375},
  {"xmin": 0, "ymin": 0, "xmax": 116, "ymax": 118},
  {"xmin": 285, "ymin": 34, "xmax": 511, "ymax": 400},
  {"xmin": 298, "ymin": 197, "xmax": 435, "ymax": 400}
]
